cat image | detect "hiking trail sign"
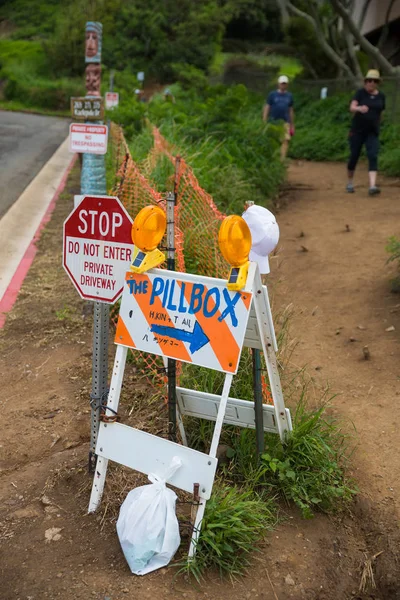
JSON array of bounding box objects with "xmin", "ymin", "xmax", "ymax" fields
[
  {"xmin": 115, "ymin": 271, "xmax": 252, "ymax": 373},
  {"xmin": 63, "ymin": 196, "xmax": 133, "ymax": 303}
]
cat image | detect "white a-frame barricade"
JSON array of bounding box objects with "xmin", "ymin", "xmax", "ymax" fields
[{"xmin": 88, "ymin": 261, "xmax": 292, "ymax": 558}]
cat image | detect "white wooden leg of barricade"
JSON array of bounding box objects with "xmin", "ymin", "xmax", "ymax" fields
[
  {"xmin": 263, "ymin": 284, "xmax": 278, "ymax": 353},
  {"xmin": 88, "ymin": 344, "xmax": 128, "ymax": 513},
  {"xmin": 209, "ymin": 373, "xmax": 234, "ymax": 457},
  {"xmin": 253, "ymin": 270, "xmax": 292, "ymax": 441},
  {"xmin": 188, "ymin": 373, "xmax": 234, "ymax": 559}
]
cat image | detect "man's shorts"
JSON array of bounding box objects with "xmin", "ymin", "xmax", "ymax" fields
[{"xmin": 283, "ymin": 123, "xmax": 291, "ymax": 141}]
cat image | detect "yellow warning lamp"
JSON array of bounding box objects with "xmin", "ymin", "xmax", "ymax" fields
[
  {"xmin": 130, "ymin": 205, "xmax": 166, "ymax": 273},
  {"xmin": 218, "ymin": 215, "xmax": 251, "ymax": 291}
]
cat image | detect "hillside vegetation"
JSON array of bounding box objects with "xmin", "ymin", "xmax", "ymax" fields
[
  {"xmin": 290, "ymin": 93, "xmax": 400, "ymax": 177},
  {"xmin": 1, "ymin": 0, "xmax": 398, "ymax": 179}
]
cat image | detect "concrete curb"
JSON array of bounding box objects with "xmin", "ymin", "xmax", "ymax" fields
[{"xmin": 0, "ymin": 139, "xmax": 77, "ymax": 329}]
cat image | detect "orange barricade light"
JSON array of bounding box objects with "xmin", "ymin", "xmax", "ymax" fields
[
  {"xmin": 130, "ymin": 205, "xmax": 166, "ymax": 273},
  {"xmin": 218, "ymin": 215, "xmax": 251, "ymax": 291}
]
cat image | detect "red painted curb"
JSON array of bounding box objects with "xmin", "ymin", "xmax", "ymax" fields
[{"xmin": 0, "ymin": 154, "xmax": 78, "ymax": 329}]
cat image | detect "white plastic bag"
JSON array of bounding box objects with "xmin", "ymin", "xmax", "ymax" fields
[{"xmin": 116, "ymin": 456, "xmax": 182, "ymax": 575}]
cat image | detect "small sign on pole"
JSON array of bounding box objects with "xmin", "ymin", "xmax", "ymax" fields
[
  {"xmin": 137, "ymin": 71, "xmax": 145, "ymax": 82},
  {"xmin": 105, "ymin": 92, "xmax": 119, "ymax": 109},
  {"xmin": 71, "ymin": 97, "xmax": 104, "ymax": 120},
  {"xmin": 69, "ymin": 124, "xmax": 108, "ymax": 155},
  {"xmin": 63, "ymin": 195, "xmax": 133, "ymax": 303}
]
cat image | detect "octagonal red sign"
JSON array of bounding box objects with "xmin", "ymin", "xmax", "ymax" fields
[{"xmin": 63, "ymin": 196, "xmax": 133, "ymax": 303}]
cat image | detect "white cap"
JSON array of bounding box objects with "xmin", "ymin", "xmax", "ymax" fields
[
  {"xmin": 134, "ymin": 88, "xmax": 141, "ymax": 94},
  {"xmin": 241, "ymin": 205, "xmax": 280, "ymax": 274},
  {"xmin": 278, "ymin": 75, "xmax": 289, "ymax": 84}
]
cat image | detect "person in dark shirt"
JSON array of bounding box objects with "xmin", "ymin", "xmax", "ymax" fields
[
  {"xmin": 347, "ymin": 69, "xmax": 385, "ymax": 196},
  {"xmin": 263, "ymin": 75, "xmax": 295, "ymax": 160}
]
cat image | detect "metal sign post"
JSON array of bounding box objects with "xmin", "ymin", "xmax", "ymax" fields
[
  {"xmin": 82, "ymin": 21, "xmax": 109, "ymax": 472},
  {"xmin": 90, "ymin": 301, "xmax": 109, "ymax": 469}
]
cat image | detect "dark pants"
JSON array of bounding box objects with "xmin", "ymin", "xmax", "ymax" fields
[{"xmin": 348, "ymin": 130, "xmax": 379, "ymax": 172}]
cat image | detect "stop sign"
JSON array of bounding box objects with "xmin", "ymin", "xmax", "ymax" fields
[{"xmin": 63, "ymin": 196, "xmax": 134, "ymax": 303}]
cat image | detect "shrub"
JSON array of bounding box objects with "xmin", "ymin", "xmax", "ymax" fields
[
  {"xmin": 380, "ymin": 125, "xmax": 400, "ymax": 176},
  {"xmin": 290, "ymin": 93, "xmax": 400, "ymax": 176},
  {"xmin": 0, "ymin": 39, "xmax": 83, "ymax": 110},
  {"xmin": 182, "ymin": 384, "xmax": 355, "ymax": 519},
  {"xmin": 3, "ymin": 70, "xmax": 83, "ymax": 110},
  {"xmin": 260, "ymin": 399, "xmax": 356, "ymax": 518},
  {"xmin": 386, "ymin": 236, "xmax": 400, "ymax": 292},
  {"xmin": 0, "ymin": 39, "xmax": 48, "ymax": 76},
  {"xmin": 121, "ymin": 83, "xmax": 285, "ymax": 214}
]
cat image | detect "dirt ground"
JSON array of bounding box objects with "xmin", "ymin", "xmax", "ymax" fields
[{"xmin": 0, "ymin": 161, "xmax": 399, "ymax": 600}]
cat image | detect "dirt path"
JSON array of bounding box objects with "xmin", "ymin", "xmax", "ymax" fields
[
  {"xmin": 275, "ymin": 161, "xmax": 400, "ymax": 517},
  {"xmin": 0, "ymin": 161, "xmax": 399, "ymax": 600}
]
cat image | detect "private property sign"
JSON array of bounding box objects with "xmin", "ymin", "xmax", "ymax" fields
[
  {"xmin": 105, "ymin": 92, "xmax": 119, "ymax": 109},
  {"xmin": 69, "ymin": 123, "xmax": 108, "ymax": 154},
  {"xmin": 63, "ymin": 196, "xmax": 134, "ymax": 303}
]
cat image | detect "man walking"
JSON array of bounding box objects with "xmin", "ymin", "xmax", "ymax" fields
[{"xmin": 263, "ymin": 75, "xmax": 295, "ymax": 160}]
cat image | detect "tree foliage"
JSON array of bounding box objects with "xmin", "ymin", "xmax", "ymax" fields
[
  {"xmin": 0, "ymin": 0, "xmax": 285, "ymax": 81},
  {"xmin": 106, "ymin": 0, "xmax": 229, "ymax": 80},
  {"xmin": 275, "ymin": 0, "xmax": 400, "ymax": 81},
  {"xmin": 2, "ymin": 0, "xmax": 232, "ymax": 81},
  {"xmin": 225, "ymin": 0, "xmax": 282, "ymax": 43}
]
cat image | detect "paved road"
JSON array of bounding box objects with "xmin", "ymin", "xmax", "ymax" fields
[{"xmin": 0, "ymin": 111, "xmax": 70, "ymax": 218}]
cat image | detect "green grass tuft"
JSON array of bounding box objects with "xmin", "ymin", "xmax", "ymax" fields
[
  {"xmin": 178, "ymin": 484, "xmax": 276, "ymax": 581},
  {"xmin": 260, "ymin": 398, "xmax": 356, "ymax": 518}
]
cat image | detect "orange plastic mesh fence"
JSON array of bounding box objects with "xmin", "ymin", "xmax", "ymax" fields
[
  {"xmin": 108, "ymin": 123, "xmax": 184, "ymax": 388},
  {"xmin": 143, "ymin": 126, "xmax": 272, "ymax": 404},
  {"xmin": 108, "ymin": 123, "xmax": 273, "ymax": 403},
  {"xmin": 146, "ymin": 126, "xmax": 228, "ymax": 279}
]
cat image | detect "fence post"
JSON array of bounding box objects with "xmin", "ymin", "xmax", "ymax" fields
[
  {"xmin": 166, "ymin": 156, "xmax": 182, "ymax": 442},
  {"xmin": 166, "ymin": 190, "xmax": 176, "ymax": 441}
]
